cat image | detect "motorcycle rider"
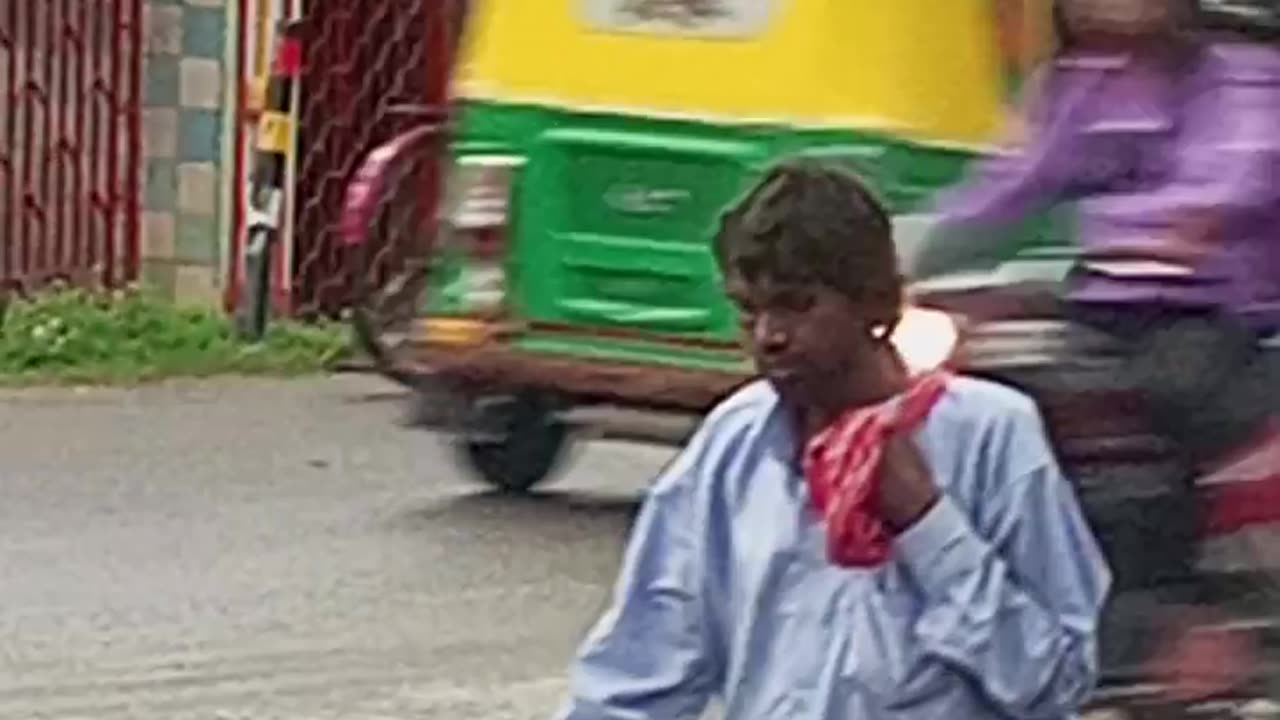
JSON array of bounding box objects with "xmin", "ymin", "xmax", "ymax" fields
[{"xmin": 909, "ymin": 0, "xmax": 1280, "ymax": 705}]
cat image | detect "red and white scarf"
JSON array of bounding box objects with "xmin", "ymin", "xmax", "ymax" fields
[{"xmin": 802, "ymin": 372, "xmax": 951, "ymax": 567}]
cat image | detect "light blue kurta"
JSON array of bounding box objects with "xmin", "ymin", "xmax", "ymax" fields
[{"xmin": 557, "ymin": 377, "xmax": 1112, "ymax": 720}]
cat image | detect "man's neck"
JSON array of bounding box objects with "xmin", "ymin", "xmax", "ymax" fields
[{"xmin": 801, "ymin": 351, "xmax": 908, "ymax": 437}]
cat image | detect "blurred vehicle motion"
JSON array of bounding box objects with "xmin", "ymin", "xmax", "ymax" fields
[
  {"xmin": 346, "ymin": 0, "xmax": 1061, "ymax": 488},
  {"xmin": 341, "ymin": 0, "xmax": 1280, "ymax": 715}
]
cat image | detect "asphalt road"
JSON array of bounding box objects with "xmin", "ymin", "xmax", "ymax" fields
[{"xmin": 0, "ymin": 375, "xmax": 678, "ymax": 720}]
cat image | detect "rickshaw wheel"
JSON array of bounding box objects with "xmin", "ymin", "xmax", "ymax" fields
[
  {"xmin": 350, "ymin": 255, "xmax": 432, "ymax": 388},
  {"xmin": 456, "ymin": 390, "xmax": 571, "ymax": 493}
]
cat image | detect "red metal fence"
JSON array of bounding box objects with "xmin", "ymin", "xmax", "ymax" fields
[
  {"xmin": 286, "ymin": 0, "xmax": 460, "ymax": 318},
  {"xmin": 0, "ymin": 0, "xmax": 142, "ymax": 293}
]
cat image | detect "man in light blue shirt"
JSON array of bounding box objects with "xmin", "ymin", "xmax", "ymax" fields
[{"xmin": 556, "ymin": 161, "xmax": 1112, "ymax": 720}]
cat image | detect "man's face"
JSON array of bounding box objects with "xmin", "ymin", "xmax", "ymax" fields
[{"xmin": 725, "ymin": 273, "xmax": 883, "ymax": 407}]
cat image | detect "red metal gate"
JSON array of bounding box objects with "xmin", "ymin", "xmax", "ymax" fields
[
  {"xmin": 0, "ymin": 0, "xmax": 143, "ymax": 292},
  {"xmin": 288, "ymin": 0, "xmax": 459, "ymax": 318}
]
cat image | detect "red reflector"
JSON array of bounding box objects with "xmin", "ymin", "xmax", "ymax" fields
[
  {"xmin": 272, "ymin": 37, "xmax": 303, "ymax": 78},
  {"xmin": 468, "ymin": 227, "xmax": 505, "ymax": 259},
  {"xmin": 1204, "ymin": 474, "xmax": 1280, "ymax": 536}
]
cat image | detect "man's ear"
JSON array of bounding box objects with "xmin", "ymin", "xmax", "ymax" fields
[
  {"xmin": 872, "ymin": 283, "xmax": 906, "ymax": 341},
  {"xmin": 859, "ymin": 298, "xmax": 902, "ymax": 342}
]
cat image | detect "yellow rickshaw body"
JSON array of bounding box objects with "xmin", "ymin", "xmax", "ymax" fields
[{"xmin": 456, "ymin": 0, "xmax": 1038, "ymax": 147}]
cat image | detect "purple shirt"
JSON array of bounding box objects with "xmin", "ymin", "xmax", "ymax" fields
[{"xmin": 921, "ymin": 43, "xmax": 1280, "ymax": 330}]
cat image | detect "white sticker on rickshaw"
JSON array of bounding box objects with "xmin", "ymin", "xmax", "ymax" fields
[{"xmin": 583, "ymin": 0, "xmax": 774, "ymax": 38}]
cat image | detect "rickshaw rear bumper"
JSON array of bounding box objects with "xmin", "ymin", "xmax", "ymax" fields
[{"xmin": 405, "ymin": 342, "xmax": 751, "ymax": 413}]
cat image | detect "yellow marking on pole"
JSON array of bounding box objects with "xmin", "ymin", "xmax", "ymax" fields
[{"xmin": 256, "ymin": 111, "xmax": 294, "ymax": 155}]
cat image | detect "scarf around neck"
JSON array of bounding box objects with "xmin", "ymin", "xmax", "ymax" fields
[{"xmin": 801, "ymin": 372, "xmax": 951, "ymax": 567}]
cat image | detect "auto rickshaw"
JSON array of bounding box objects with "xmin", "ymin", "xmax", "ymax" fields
[{"xmin": 345, "ymin": 0, "xmax": 1077, "ymax": 490}]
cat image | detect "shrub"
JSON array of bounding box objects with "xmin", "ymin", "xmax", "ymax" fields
[{"xmin": 0, "ymin": 286, "xmax": 350, "ymax": 385}]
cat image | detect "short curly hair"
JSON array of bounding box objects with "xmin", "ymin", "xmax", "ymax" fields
[{"xmin": 713, "ymin": 159, "xmax": 901, "ymax": 311}]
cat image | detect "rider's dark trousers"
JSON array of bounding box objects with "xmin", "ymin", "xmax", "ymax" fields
[
  {"xmin": 1071, "ymin": 302, "xmax": 1277, "ymax": 466},
  {"xmin": 1066, "ymin": 301, "xmax": 1278, "ymax": 676}
]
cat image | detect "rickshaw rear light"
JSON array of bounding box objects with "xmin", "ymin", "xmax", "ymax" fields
[
  {"xmin": 444, "ymin": 155, "xmax": 523, "ymax": 317},
  {"xmin": 459, "ymin": 227, "xmax": 508, "ymax": 316},
  {"xmin": 448, "ymin": 155, "xmax": 523, "ymax": 229}
]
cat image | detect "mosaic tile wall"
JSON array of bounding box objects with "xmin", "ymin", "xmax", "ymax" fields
[{"xmin": 140, "ymin": 0, "xmax": 232, "ymax": 306}]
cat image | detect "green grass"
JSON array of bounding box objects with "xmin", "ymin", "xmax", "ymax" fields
[{"xmin": 0, "ymin": 286, "xmax": 352, "ymax": 386}]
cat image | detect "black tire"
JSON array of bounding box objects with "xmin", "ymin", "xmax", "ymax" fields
[
  {"xmin": 350, "ymin": 255, "xmax": 432, "ymax": 388},
  {"xmin": 457, "ymin": 391, "xmax": 571, "ymax": 493}
]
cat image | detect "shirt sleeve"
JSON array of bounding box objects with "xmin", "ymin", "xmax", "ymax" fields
[
  {"xmin": 909, "ymin": 69, "xmax": 1082, "ymax": 280},
  {"xmin": 555, "ymin": 440, "xmax": 722, "ymax": 720},
  {"xmin": 894, "ymin": 406, "xmax": 1112, "ymax": 719}
]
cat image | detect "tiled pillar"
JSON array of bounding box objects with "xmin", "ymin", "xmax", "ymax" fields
[{"xmin": 140, "ymin": 0, "xmax": 233, "ymax": 307}]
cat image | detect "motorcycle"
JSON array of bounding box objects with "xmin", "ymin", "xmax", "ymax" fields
[{"xmin": 901, "ymin": 247, "xmax": 1280, "ymax": 719}]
